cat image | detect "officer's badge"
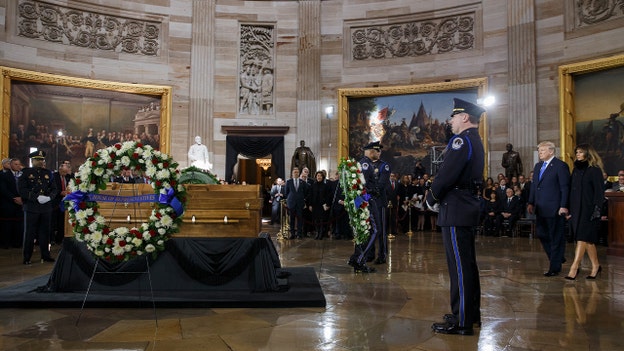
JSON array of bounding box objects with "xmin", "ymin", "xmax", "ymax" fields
[
  {"xmin": 44, "ymin": 174, "xmax": 50, "ymax": 179},
  {"xmin": 362, "ymin": 162, "xmax": 369, "ymax": 170},
  {"xmin": 28, "ymin": 174, "xmax": 34, "ymax": 179},
  {"xmin": 452, "ymin": 137, "xmax": 464, "ymax": 150},
  {"xmin": 384, "ymin": 164, "xmax": 390, "ymax": 171}
]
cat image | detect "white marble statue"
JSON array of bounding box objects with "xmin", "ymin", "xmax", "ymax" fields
[{"xmin": 188, "ymin": 136, "xmax": 213, "ymax": 170}]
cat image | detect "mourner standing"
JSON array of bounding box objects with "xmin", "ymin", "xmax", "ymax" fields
[
  {"xmin": 18, "ymin": 150, "xmax": 58, "ymax": 264},
  {"xmin": 426, "ymin": 98, "xmax": 485, "ymax": 335}
]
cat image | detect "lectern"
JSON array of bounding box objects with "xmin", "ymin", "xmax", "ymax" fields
[{"xmin": 605, "ymin": 191, "xmax": 624, "ymax": 256}]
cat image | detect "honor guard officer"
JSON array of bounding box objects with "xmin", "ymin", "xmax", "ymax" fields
[
  {"xmin": 18, "ymin": 150, "xmax": 58, "ymax": 265},
  {"xmin": 426, "ymin": 98, "xmax": 485, "ymax": 335},
  {"xmin": 348, "ymin": 141, "xmax": 391, "ymax": 272}
]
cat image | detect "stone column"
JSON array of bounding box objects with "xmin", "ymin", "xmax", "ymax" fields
[
  {"xmin": 297, "ymin": 0, "xmax": 322, "ymax": 161},
  {"xmin": 189, "ymin": 0, "xmax": 215, "ymax": 166},
  {"xmin": 508, "ymin": 0, "xmax": 537, "ymax": 169}
]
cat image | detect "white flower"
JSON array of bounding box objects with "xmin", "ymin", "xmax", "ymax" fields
[
  {"xmin": 95, "ymin": 250, "xmax": 104, "ymax": 257},
  {"xmin": 91, "ymin": 231, "xmax": 102, "ymax": 243},
  {"xmin": 157, "ymin": 240, "xmax": 164, "ymax": 245},
  {"xmin": 120, "ymin": 156, "xmax": 131, "ymax": 167},
  {"xmin": 156, "ymin": 169, "xmax": 170, "ymax": 180},
  {"xmin": 158, "ymin": 228, "xmax": 166, "ymax": 235},
  {"xmin": 131, "ymin": 237, "xmax": 142, "ymax": 246},
  {"xmin": 116, "ymin": 227, "xmax": 129, "ymax": 236},
  {"xmin": 88, "ymin": 222, "xmax": 98, "ymax": 232},
  {"xmin": 160, "ymin": 215, "xmax": 173, "ymax": 227},
  {"xmin": 142, "ymin": 231, "xmax": 152, "ymax": 240},
  {"xmin": 112, "ymin": 245, "xmax": 125, "ymax": 256},
  {"xmin": 145, "ymin": 244, "xmax": 156, "ymax": 253}
]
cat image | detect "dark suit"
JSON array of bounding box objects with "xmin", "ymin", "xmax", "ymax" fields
[
  {"xmin": 269, "ymin": 184, "xmax": 284, "ymax": 224},
  {"xmin": 528, "ymin": 157, "xmax": 570, "ymax": 274},
  {"xmin": 0, "ymin": 170, "xmax": 24, "ymax": 248},
  {"xmin": 51, "ymin": 172, "xmax": 72, "ymax": 244},
  {"xmin": 386, "ymin": 179, "xmax": 399, "ymax": 235},
  {"xmin": 284, "ymin": 178, "xmax": 308, "ymax": 238},
  {"xmin": 497, "ymin": 195, "xmax": 522, "ymax": 235}
]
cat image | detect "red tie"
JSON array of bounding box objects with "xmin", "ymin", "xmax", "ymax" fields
[{"xmin": 61, "ymin": 178, "xmax": 66, "ymax": 192}]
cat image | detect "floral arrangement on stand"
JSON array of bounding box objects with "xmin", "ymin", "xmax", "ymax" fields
[
  {"xmin": 338, "ymin": 157, "xmax": 371, "ymax": 245},
  {"xmin": 64, "ymin": 141, "xmax": 187, "ymax": 263}
]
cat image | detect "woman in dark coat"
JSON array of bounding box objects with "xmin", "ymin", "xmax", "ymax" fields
[
  {"xmin": 309, "ymin": 171, "xmax": 329, "ymax": 240},
  {"xmin": 565, "ymin": 144, "xmax": 604, "ymax": 280}
]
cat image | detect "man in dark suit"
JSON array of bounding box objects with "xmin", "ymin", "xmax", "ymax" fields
[
  {"xmin": 114, "ymin": 169, "xmax": 136, "ymax": 183},
  {"xmin": 386, "ymin": 172, "xmax": 399, "ymax": 236},
  {"xmin": 527, "ymin": 141, "xmax": 570, "ymax": 277},
  {"xmin": 0, "ymin": 158, "xmax": 24, "ymax": 249},
  {"xmin": 284, "ymin": 167, "xmax": 308, "ymax": 239},
  {"xmin": 18, "ymin": 150, "xmax": 58, "ymax": 264},
  {"xmin": 51, "ymin": 160, "xmax": 73, "ymax": 245},
  {"xmin": 497, "ymin": 187, "xmax": 522, "ymax": 236}
]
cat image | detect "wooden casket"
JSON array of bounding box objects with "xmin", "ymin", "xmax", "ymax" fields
[{"xmin": 65, "ymin": 183, "xmax": 263, "ymax": 238}]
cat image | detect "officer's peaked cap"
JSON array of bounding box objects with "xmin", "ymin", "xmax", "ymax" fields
[
  {"xmin": 451, "ymin": 98, "xmax": 486, "ymax": 119},
  {"xmin": 363, "ymin": 141, "xmax": 383, "ymax": 151},
  {"xmin": 28, "ymin": 150, "xmax": 46, "ymax": 159}
]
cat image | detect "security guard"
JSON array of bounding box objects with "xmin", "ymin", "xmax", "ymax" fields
[
  {"xmin": 18, "ymin": 150, "xmax": 58, "ymax": 264},
  {"xmin": 348, "ymin": 141, "xmax": 391, "ymax": 272},
  {"xmin": 426, "ymin": 98, "xmax": 485, "ymax": 335}
]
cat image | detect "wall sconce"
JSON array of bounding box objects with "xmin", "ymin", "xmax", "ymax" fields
[
  {"xmin": 325, "ymin": 105, "xmax": 334, "ymax": 119},
  {"xmin": 255, "ymin": 158, "xmax": 272, "ymax": 171}
]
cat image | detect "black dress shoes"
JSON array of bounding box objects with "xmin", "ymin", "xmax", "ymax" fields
[
  {"xmin": 23, "ymin": 260, "xmax": 31, "ymax": 265},
  {"xmin": 374, "ymin": 258, "xmax": 386, "ymax": 265},
  {"xmin": 41, "ymin": 257, "xmax": 55, "ymax": 263},
  {"xmin": 431, "ymin": 321, "xmax": 474, "ymax": 335},
  {"xmin": 353, "ymin": 263, "xmax": 376, "ymax": 273},
  {"xmin": 443, "ymin": 314, "xmax": 481, "ymax": 328},
  {"xmin": 543, "ymin": 271, "xmax": 559, "ymax": 277}
]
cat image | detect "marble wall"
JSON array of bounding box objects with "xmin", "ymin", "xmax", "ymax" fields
[{"xmin": 1, "ymin": 0, "xmax": 623, "ymax": 179}]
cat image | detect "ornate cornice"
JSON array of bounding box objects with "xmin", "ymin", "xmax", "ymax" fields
[
  {"xmin": 16, "ymin": 0, "xmax": 162, "ymax": 56},
  {"xmin": 575, "ymin": 0, "xmax": 624, "ymax": 27}
]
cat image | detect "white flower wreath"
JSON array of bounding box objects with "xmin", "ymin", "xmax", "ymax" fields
[
  {"xmin": 65, "ymin": 141, "xmax": 186, "ymax": 263},
  {"xmin": 338, "ymin": 158, "xmax": 371, "ymax": 245}
]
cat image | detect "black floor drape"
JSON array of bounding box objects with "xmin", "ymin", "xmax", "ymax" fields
[{"xmin": 226, "ymin": 136, "xmax": 284, "ymax": 182}]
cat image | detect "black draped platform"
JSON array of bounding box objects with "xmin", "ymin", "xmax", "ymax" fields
[{"xmin": 0, "ymin": 236, "xmax": 326, "ymax": 308}]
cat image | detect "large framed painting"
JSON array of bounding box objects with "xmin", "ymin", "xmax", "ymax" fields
[
  {"xmin": 337, "ymin": 78, "xmax": 488, "ymax": 177},
  {"xmin": 0, "ymin": 66, "xmax": 172, "ymax": 169},
  {"xmin": 559, "ymin": 54, "xmax": 624, "ymax": 175}
]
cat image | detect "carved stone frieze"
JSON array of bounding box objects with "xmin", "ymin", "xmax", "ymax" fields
[
  {"xmin": 348, "ymin": 13, "xmax": 476, "ymax": 61},
  {"xmin": 575, "ymin": 0, "xmax": 624, "ymax": 27},
  {"xmin": 16, "ymin": 0, "xmax": 161, "ymax": 56},
  {"xmin": 239, "ymin": 24, "xmax": 275, "ymax": 116}
]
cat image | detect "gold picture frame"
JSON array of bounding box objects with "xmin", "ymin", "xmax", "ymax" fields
[
  {"xmin": 559, "ymin": 54, "xmax": 624, "ymax": 174},
  {"xmin": 337, "ymin": 77, "xmax": 488, "ymax": 176},
  {"xmin": 0, "ymin": 66, "xmax": 172, "ymax": 164}
]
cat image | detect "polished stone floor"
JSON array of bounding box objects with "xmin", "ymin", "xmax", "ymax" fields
[{"xmin": 0, "ymin": 226, "xmax": 623, "ymax": 351}]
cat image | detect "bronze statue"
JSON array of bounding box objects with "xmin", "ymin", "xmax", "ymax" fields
[
  {"xmin": 291, "ymin": 140, "xmax": 316, "ymax": 175},
  {"xmin": 501, "ymin": 143, "xmax": 523, "ymax": 179}
]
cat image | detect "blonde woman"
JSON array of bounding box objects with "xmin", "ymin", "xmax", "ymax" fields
[{"xmin": 565, "ymin": 144, "xmax": 604, "ymax": 280}]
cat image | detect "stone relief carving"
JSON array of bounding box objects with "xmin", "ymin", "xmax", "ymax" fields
[
  {"xmin": 239, "ymin": 24, "xmax": 275, "ymax": 116},
  {"xmin": 16, "ymin": 0, "xmax": 161, "ymax": 56},
  {"xmin": 575, "ymin": 0, "xmax": 624, "ymax": 27},
  {"xmin": 349, "ymin": 14, "xmax": 475, "ymax": 61}
]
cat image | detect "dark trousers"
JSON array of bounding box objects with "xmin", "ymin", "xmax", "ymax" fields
[
  {"xmin": 536, "ymin": 215, "xmax": 566, "ymax": 273},
  {"xmin": 23, "ymin": 211, "xmax": 53, "ymax": 261},
  {"xmin": 350, "ymin": 198, "xmax": 382, "ymax": 264},
  {"xmin": 289, "ymin": 207, "xmax": 304, "ymax": 237},
  {"xmin": 271, "ymin": 199, "xmax": 282, "ymax": 224},
  {"xmin": 442, "ymin": 226, "xmax": 481, "ymax": 327}
]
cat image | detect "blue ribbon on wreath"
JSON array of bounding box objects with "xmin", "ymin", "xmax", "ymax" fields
[
  {"xmin": 159, "ymin": 187, "xmax": 184, "ymax": 217},
  {"xmin": 353, "ymin": 193, "xmax": 371, "ymax": 209}
]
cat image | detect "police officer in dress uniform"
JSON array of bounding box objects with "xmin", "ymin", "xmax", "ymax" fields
[
  {"xmin": 426, "ymin": 98, "xmax": 485, "ymax": 335},
  {"xmin": 18, "ymin": 150, "xmax": 58, "ymax": 265},
  {"xmin": 348, "ymin": 141, "xmax": 391, "ymax": 272}
]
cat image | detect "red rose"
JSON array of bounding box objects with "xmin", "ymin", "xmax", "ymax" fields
[
  {"xmin": 103, "ymin": 227, "xmax": 110, "ymax": 234},
  {"xmin": 137, "ymin": 143, "xmax": 143, "ymax": 148},
  {"xmin": 119, "ymin": 240, "xmax": 126, "ymax": 247},
  {"xmin": 115, "ymin": 144, "xmax": 121, "ymax": 150},
  {"xmin": 156, "ymin": 213, "xmax": 162, "ymax": 219},
  {"xmin": 361, "ymin": 202, "xmax": 368, "ymax": 209},
  {"xmin": 87, "ymin": 216, "xmax": 95, "ymax": 222},
  {"xmin": 82, "ymin": 227, "xmax": 90, "ymax": 234},
  {"xmin": 152, "ymin": 159, "xmax": 158, "ymax": 165},
  {"xmin": 79, "ymin": 202, "xmax": 87, "ymax": 209},
  {"xmin": 75, "ymin": 178, "xmax": 82, "ymax": 184},
  {"xmin": 170, "ymin": 180, "xmax": 176, "ymax": 187},
  {"xmin": 352, "ymin": 184, "xmax": 357, "ymax": 190},
  {"xmin": 132, "ymin": 153, "xmax": 139, "ymax": 159},
  {"xmin": 92, "ymin": 161, "xmax": 97, "ymax": 167},
  {"xmin": 156, "ymin": 181, "xmax": 162, "ymax": 187},
  {"xmin": 110, "ymin": 152, "xmax": 116, "ymax": 158},
  {"xmin": 93, "ymin": 153, "xmax": 99, "ymax": 158},
  {"xmin": 107, "ymin": 163, "xmax": 114, "ymax": 169},
  {"xmin": 163, "ymin": 162, "xmax": 169, "ymax": 168},
  {"xmin": 106, "ymin": 238, "xmax": 113, "ymax": 245}
]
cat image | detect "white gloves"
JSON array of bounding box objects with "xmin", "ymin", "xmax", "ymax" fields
[{"xmin": 37, "ymin": 195, "xmax": 51, "ymax": 204}]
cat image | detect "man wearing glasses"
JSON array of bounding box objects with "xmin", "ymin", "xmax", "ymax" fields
[{"xmin": 611, "ymin": 170, "xmax": 624, "ymax": 192}]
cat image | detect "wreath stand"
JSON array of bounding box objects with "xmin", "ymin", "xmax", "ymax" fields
[
  {"xmin": 75, "ymin": 255, "xmax": 157, "ymax": 327},
  {"xmin": 76, "ymin": 183, "xmax": 157, "ymax": 327}
]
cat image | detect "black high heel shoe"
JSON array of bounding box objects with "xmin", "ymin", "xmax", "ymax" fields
[
  {"xmin": 564, "ymin": 268, "xmax": 580, "ymax": 281},
  {"xmin": 586, "ymin": 265, "xmax": 602, "ymax": 280}
]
